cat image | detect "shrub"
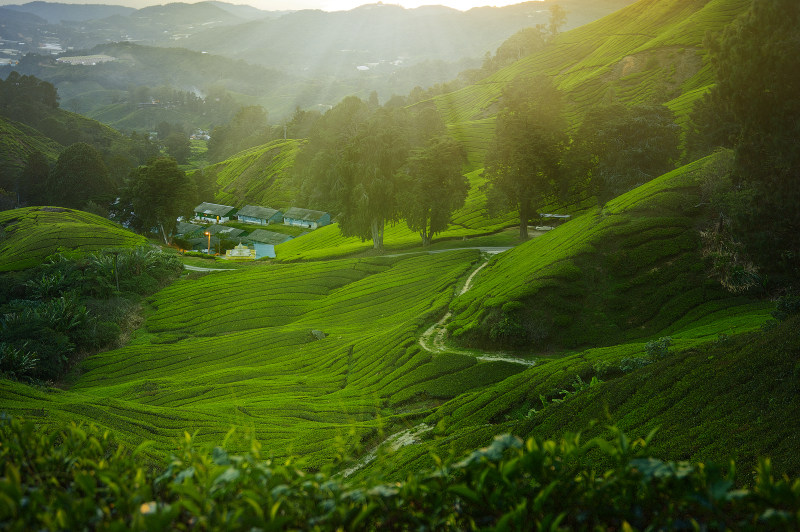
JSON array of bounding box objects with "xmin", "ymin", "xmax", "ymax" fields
[
  {"xmin": 620, "ymin": 357, "xmax": 652, "ymax": 373},
  {"xmin": 772, "ymin": 294, "xmax": 800, "ymax": 322},
  {"xmin": 645, "ymin": 336, "xmax": 672, "ymax": 360},
  {"xmin": 2, "ymin": 417, "xmax": 799, "ymax": 530}
]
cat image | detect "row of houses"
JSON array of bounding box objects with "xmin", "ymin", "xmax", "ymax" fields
[
  {"xmin": 193, "ymin": 202, "xmax": 331, "ymax": 230},
  {"xmin": 175, "ymin": 221, "xmax": 293, "ymax": 259}
]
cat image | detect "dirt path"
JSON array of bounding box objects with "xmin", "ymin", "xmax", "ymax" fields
[
  {"xmin": 418, "ymin": 258, "xmax": 535, "ymax": 367},
  {"xmin": 183, "ymin": 264, "xmax": 236, "ymax": 272}
]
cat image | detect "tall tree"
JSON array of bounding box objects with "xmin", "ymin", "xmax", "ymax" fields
[
  {"xmin": 164, "ymin": 132, "xmax": 191, "ymax": 164},
  {"xmin": 573, "ymin": 103, "xmax": 680, "ymax": 204},
  {"xmin": 115, "ymin": 157, "xmax": 197, "ymax": 244},
  {"xmin": 484, "ymin": 76, "xmax": 568, "ymax": 239},
  {"xmin": 337, "ymin": 107, "xmax": 410, "ymax": 251},
  {"xmin": 707, "ymin": 0, "xmax": 800, "ymax": 280},
  {"xmin": 47, "ymin": 143, "xmax": 114, "ymax": 209},
  {"xmin": 399, "ymin": 136, "xmax": 469, "ymax": 246},
  {"xmin": 17, "ymin": 150, "xmax": 50, "ymax": 206}
]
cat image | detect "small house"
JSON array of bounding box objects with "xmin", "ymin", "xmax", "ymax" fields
[
  {"xmin": 205, "ymin": 224, "xmax": 245, "ymax": 239},
  {"xmin": 194, "ymin": 202, "xmax": 237, "ymax": 223},
  {"xmin": 283, "ymin": 207, "xmax": 331, "ymax": 230},
  {"xmin": 236, "ymin": 205, "xmax": 283, "ymax": 226},
  {"xmin": 245, "ymin": 229, "xmax": 292, "ymax": 259},
  {"xmin": 175, "ymin": 221, "xmax": 203, "ymax": 237}
]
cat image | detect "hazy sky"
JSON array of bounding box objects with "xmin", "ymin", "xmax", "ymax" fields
[{"xmin": 233, "ymin": 1, "xmax": 523, "ymax": 11}]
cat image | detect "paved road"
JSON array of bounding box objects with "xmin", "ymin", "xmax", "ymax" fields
[
  {"xmin": 383, "ymin": 246, "xmax": 513, "ymax": 258},
  {"xmin": 184, "ymin": 264, "xmax": 236, "ymax": 272}
]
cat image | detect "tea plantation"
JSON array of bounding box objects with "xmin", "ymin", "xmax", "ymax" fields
[
  {"xmin": 0, "ymin": 206, "xmax": 149, "ymax": 271},
  {"xmin": 0, "ymin": 249, "xmax": 535, "ymax": 466}
]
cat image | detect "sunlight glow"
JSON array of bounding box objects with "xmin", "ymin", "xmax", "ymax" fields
[{"xmin": 252, "ymin": 1, "xmax": 529, "ymax": 12}]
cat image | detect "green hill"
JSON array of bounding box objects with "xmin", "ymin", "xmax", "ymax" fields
[
  {"xmin": 0, "ymin": 116, "xmax": 62, "ymax": 177},
  {"xmin": 205, "ymin": 139, "xmax": 303, "ymax": 208},
  {"xmin": 0, "ymin": 250, "xmax": 528, "ymax": 465},
  {"xmin": 447, "ymin": 151, "xmax": 750, "ymax": 351},
  {"xmin": 0, "ymin": 206, "xmax": 148, "ymax": 271},
  {"xmin": 206, "ymin": 0, "xmax": 748, "ymax": 261}
]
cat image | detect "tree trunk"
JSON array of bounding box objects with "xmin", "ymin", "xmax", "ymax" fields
[
  {"xmin": 519, "ymin": 203, "xmax": 530, "ymax": 240},
  {"xmin": 371, "ymin": 218, "xmax": 384, "ymax": 252},
  {"xmin": 159, "ymin": 223, "xmax": 170, "ymax": 245},
  {"xmin": 420, "ymin": 230, "xmax": 431, "ymax": 247}
]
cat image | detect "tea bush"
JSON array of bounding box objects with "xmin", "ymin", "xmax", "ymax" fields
[{"xmin": 2, "ymin": 416, "xmax": 799, "ymax": 531}]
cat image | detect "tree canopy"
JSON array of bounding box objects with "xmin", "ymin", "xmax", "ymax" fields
[
  {"xmin": 573, "ymin": 103, "xmax": 680, "ymax": 204},
  {"xmin": 46, "ymin": 143, "xmax": 114, "ymax": 210},
  {"xmin": 706, "ymin": 0, "xmax": 800, "ymax": 281},
  {"xmin": 484, "ymin": 75, "xmax": 568, "ymax": 239},
  {"xmin": 399, "ymin": 135, "xmax": 468, "ymax": 246},
  {"xmin": 114, "ymin": 157, "xmax": 196, "ymax": 243}
]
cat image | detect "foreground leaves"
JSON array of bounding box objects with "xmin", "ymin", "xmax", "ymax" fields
[{"xmin": 2, "ymin": 416, "xmax": 799, "ymax": 530}]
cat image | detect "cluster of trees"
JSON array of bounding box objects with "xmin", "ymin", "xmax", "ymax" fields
[
  {"xmin": 13, "ymin": 136, "xmax": 161, "ymax": 212},
  {"xmin": 293, "ymin": 99, "xmax": 468, "ymax": 250},
  {"xmin": 0, "ymin": 72, "xmax": 59, "ymax": 115},
  {"xmin": 484, "ymin": 75, "xmax": 680, "ymax": 239},
  {"xmin": 689, "ymin": 0, "xmax": 799, "ymax": 284}
]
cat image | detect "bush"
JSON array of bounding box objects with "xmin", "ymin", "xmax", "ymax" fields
[
  {"xmin": 645, "ymin": 336, "xmax": 672, "ymax": 360},
  {"xmin": 772, "ymin": 294, "xmax": 800, "ymax": 322},
  {"xmin": 2, "ymin": 417, "xmax": 799, "ymax": 531},
  {"xmin": 620, "ymin": 357, "xmax": 652, "ymax": 373}
]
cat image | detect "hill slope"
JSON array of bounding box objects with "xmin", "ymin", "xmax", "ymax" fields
[
  {"xmin": 447, "ymin": 151, "xmax": 743, "ymax": 350},
  {"xmin": 0, "ymin": 207, "xmax": 148, "ymax": 271},
  {"xmin": 0, "ymin": 250, "xmax": 527, "ymax": 465}
]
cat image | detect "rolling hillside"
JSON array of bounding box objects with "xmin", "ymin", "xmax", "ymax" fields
[
  {"xmin": 434, "ymin": 0, "xmax": 749, "ymax": 168},
  {"xmin": 0, "ymin": 116, "xmax": 62, "ymax": 177},
  {"xmin": 0, "ymin": 250, "xmax": 527, "ymax": 466},
  {"xmin": 0, "ymin": 206, "xmax": 148, "ymax": 271},
  {"xmin": 208, "ymin": 0, "xmax": 748, "ymax": 261},
  {"xmin": 204, "ymin": 139, "xmax": 303, "ymax": 209}
]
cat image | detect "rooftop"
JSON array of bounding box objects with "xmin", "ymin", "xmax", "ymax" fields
[
  {"xmin": 284, "ymin": 207, "xmax": 329, "ymax": 222},
  {"xmin": 194, "ymin": 202, "xmax": 236, "ymax": 217}
]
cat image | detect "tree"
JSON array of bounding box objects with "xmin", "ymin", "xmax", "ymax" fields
[
  {"xmin": 336, "ymin": 107, "xmax": 410, "ymax": 251},
  {"xmin": 484, "ymin": 76, "xmax": 568, "ymax": 239},
  {"xmin": 17, "ymin": 150, "xmax": 50, "ymax": 206},
  {"xmin": 115, "ymin": 157, "xmax": 197, "ymax": 244},
  {"xmin": 548, "ymin": 5, "xmax": 567, "ymax": 37},
  {"xmin": 707, "ymin": 0, "xmax": 800, "ymax": 280},
  {"xmin": 164, "ymin": 132, "xmax": 192, "ymax": 164},
  {"xmin": 573, "ymin": 103, "xmax": 680, "ymax": 204},
  {"xmin": 47, "ymin": 143, "xmax": 114, "ymax": 209},
  {"xmin": 207, "ymin": 106, "xmax": 270, "ymax": 162},
  {"xmin": 399, "ymin": 136, "xmax": 469, "ymax": 246}
]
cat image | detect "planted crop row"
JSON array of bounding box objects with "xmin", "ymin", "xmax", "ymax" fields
[
  {"xmin": 0, "ymin": 251, "xmax": 487, "ymax": 467},
  {"xmin": 208, "ymin": 139, "xmax": 302, "ymax": 208},
  {"xmin": 0, "ymin": 207, "xmax": 148, "ymax": 271},
  {"xmin": 447, "ymin": 152, "xmax": 760, "ymax": 350}
]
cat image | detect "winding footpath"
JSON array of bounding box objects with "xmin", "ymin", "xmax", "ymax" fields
[{"xmin": 419, "ymin": 257, "xmax": 536, "ymax": 367}]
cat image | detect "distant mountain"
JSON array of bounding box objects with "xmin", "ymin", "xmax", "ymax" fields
[
  {"xmin": 173, "ymin": 0, "xmax": 637, "ymax": 74},
  {"xmin": 2, "ymin": 1, "xmax": 134, "ymax": 23}
]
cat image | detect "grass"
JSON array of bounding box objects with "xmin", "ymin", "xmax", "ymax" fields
[
  {"xmin": 0, "ymin": 206, "xmax": 149, "ymax": 271},
  {"xmin": 446, "ymin": 151, "xmax": 754, "ymax": 351},
  {"xmin": 0, "ymin": 250, "xmax": 534, "ymax": 466},
  {"xmin": 204, "ymin": 139, "xmax": 303, "ymax": 209}
]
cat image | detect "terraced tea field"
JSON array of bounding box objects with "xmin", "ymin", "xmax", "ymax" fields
[
  {"xmin": 0, "ymin": 206, "xmax": 149, "ymax": 271},
  {"xmin": 206, "ymin": 139, "xmax": 302, "ymax": 209},
  {"xmin": 446, "ymin": 151, "xmax": 760, "ymax": 350},
  {"xmin": 429, "ymin": 0, "xmax": 749, "ymax": 168},
  {"xmin": 0, "ymin": 250, "xmax": 532, "ymax": 465}
]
